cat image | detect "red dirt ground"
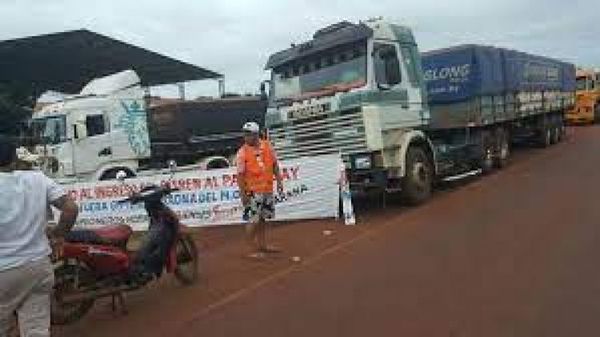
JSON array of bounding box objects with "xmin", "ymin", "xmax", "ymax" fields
[{"xmin": 53, "ymin": 126, "xmax": 600, "ymax": 337}]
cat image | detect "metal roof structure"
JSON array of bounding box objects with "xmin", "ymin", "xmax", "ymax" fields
[{"xmin": 0, "ymin": 29, "xmax": 222, "ymax": 94}]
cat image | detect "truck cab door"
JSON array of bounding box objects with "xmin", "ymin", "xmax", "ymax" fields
[
  {"xmin": 372, "ymin": 42, "xmax": 425, "ymax": 128},
  {"xmin": 72, "ymin": 112, "xmax": 112, "ymax": 175}
]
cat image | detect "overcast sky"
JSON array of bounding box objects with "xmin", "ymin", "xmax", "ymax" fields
[{"xmin": 1, "ymin": 0, "xmax": 598, "ymax": 98}]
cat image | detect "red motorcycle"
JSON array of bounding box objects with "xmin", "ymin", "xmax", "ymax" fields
[{"xmin": 51, "ymin": 179, "xmax": 199, "ymax": 325}]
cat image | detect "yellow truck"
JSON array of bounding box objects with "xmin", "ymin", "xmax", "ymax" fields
[{"xmin": 567, "ymin": 68, "xmax": 600, "ymax": 124}]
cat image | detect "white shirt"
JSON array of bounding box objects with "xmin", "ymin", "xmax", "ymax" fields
[{"xmin": 0, "ymin": 171, "xmax": 66, "ymax": 271}]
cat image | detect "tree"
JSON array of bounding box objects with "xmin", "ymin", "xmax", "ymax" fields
[{"xmin": 0, "ymin": 84, "xmax": 34, "ymax": 136}]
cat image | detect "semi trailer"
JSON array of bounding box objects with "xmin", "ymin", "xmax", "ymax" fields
[{"xmin": 263, "ymin": 19, "xmax": 576, "ymax": 204}]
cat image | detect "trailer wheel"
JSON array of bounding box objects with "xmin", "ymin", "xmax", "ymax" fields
[
  {"xmin": 551, "ymin": 123, "xmax": 560, "ymax": 144},
  {"xmin": 401, "ymin": 146, "xmax": 433, "ymax": 205},
  {"xmin": 494, "ymin": 128, "xmax": 510, "ymax": 169},
  {"xmin": 539, "ymin": 125, "xmax": 552, "ymax": 148},
  {"xmin": 480, "ymin": 132, "xmax": 495, "ymax": 174},
  {"xmin": 558, "ymin": 116, "xmax": 565, "ymax": 141}
]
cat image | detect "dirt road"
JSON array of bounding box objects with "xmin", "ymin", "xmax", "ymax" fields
[{"xmin": 55, "ymin": 126, "xmax": 600, "ymax": 337}]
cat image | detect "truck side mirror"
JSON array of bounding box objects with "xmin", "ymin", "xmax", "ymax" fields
[
  {"xmin": 373, "ymin": 44, "xmax": 401, "ymax": 90},
  {"xmin": 259, "ymin": 80, "xmax": 271, "ymax": 100}
]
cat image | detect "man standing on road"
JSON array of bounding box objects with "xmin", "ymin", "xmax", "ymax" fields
[
  {"xmin": 0, "ymin": 135, "xmax": 78, "ymax": 337},
  {"xmin": 237, "ymin": 122, "xmax": 284, "ymax": 259}
]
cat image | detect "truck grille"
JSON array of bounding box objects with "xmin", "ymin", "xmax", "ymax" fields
[{"xmin": 269, "ymin": 108, "xmax": 368, "ymax": 159}]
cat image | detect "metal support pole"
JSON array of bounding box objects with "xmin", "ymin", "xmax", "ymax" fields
[
  {"xmin": 177, "ymin": 83, "xmax": 186, "ymax": 100},
  {"xmin": 218, "ymin": 77, "xmax": 225, "ymax": 98}
]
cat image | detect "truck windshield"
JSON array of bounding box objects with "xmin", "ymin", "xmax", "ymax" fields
[
  {"xmin": 31, "ymin": 116, "xmax": 67, "ymax": 145},
  {"xmin": 576, "ymin": 77, "xmax": 587, "ymax": 91},
  {"xmin": 271, "ymin": 43, "xmax": 367, "ymax": 103}
]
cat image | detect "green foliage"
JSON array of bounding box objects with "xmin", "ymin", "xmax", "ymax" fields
[{"xmin": 0, "ymin": 84, "xmax": 34, "ymax": 136}]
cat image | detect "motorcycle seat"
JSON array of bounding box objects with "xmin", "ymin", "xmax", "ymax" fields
[{"xmin": 65, "ymin": 224, "xmax": 133, "ymax": 247}]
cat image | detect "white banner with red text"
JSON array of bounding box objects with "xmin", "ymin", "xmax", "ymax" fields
[{"xmin": 60, "ymin": 153, "xmax": 345, "ymax": 230}]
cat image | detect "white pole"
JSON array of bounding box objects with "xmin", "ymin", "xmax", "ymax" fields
[{"xmin": 218, "ymin": 77, "xmax": 225, "ymax": 98}]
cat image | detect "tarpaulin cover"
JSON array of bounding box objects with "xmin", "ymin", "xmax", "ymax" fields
[{"xmin": 422, "ymin": 44, "xmax": 575, "ymax": 104}]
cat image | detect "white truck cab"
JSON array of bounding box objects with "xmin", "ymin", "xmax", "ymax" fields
[
  {"xmin": 264, "ymin": 19, "xmax": 435, "ymax": 202},
  {"xmin": 26, "ymin": 70, "xmax": 150, "ymax": 181}
]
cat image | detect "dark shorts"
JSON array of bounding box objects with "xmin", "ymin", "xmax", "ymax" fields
[{"xmin": 245, "ymin": 193, "xmax": 275, "ymax": 223}]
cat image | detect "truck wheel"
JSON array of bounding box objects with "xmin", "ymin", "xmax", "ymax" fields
[
  {"xmin": 558, "ymin": 117, "xmax": 565, "ymax": 141},
  {"xmin": 494, "ymin": 129, "xmax": 510, "ymax": 169},
  {"xmin": 401, "ymin": 146, "xmax": 433, "ymax": 205},
  {"xmin": 539, "ymin": 125, "xmax": 552, "ymax": 148},
  {"xmin": 550, "ymin": 124, "xmax": 560, "ymax": 144},
  {"xmin": 480, "ymin": 132, "xmax": 495, "ymax": 174},
  {"xmin": 594, "ymin": 104, "xmax": 600, "ymax": 124},
  {"xmin": 100, "ymin": 168, "xmax": 135, "ymax": 181}
]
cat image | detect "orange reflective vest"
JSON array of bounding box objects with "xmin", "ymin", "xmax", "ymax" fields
[{"xmin": 241, "ymin": 140, "xmax": 275, "ymax": 194}]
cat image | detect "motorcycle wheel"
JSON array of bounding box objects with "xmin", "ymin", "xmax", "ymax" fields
[
  {"xmin": 51, "ymin": 263, "xmax": 96, "ymax": 325},
  {"xmin": 174, "ymin": 234, "xmax": 199, "ymax": 285}
]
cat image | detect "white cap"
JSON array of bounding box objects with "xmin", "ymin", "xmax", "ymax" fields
[{"xmin": 242, "ymin": 122, "xmax": 260, "ymax": 133}]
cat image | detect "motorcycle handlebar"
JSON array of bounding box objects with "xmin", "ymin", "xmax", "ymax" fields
[
  {"xmin": 117, "ymin": 197, "xmax": 133, "ymax": 204},
  {"xmin": 116, "ymin": 186, "xmax": 178, "ymax": 204}
]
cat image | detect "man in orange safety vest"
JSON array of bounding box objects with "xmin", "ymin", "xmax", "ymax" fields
[{"xmin": 236, "ymin": 122, "xmax": 284, "ymax": 259}]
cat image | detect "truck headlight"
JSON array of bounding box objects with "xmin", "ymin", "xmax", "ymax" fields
[{"xmin": 354, "ymin": 155, "xmax": 372, "ymax": 170}]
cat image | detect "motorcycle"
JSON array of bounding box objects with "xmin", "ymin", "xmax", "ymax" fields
[{"xmin": 51, "ymin": 168, "xmax": 199, "ymax": 325}]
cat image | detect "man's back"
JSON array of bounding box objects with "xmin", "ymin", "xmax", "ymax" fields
[{"xmin": 0, "ymin": 170, "xmax": 65, "ymax": 271}]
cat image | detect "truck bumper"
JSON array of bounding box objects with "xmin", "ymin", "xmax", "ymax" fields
[
  {"xmin": 566, "ymin": 114, "xmax": 594, "ymax": 124},
  {"xmin": 567, "ymin": 106, "xmax": 595, "ymax": 124},
  {"xmin": 348, "ymin": 168, "xmax": 390, "ymax": 194},
  {"xmin": 344, "ymin": 151, "xmax": 393, "ymax": 193}
]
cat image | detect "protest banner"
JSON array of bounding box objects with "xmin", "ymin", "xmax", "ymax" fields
[{"xmin": 61, "ymin": 153, "xmax": 345, "ymax": 230}]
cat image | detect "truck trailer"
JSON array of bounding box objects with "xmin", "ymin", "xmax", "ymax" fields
[
  {"xmin": 21, "ymin": 70, "xmax": 266, "ymax": 181},
  {"xmin": 263, "ymin": 19, "xmax": 575, "ymax": 204},
  {"xmin": 146, "ymin": 96, "xmax": 266, "ymax": 170},
  {"xmin": 566, "ymin": 68, "xmax": 600, "ymax": 124}
]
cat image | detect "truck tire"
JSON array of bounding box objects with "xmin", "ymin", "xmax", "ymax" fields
[
  {"xmin": 494, "ymin": 128, "xmax": 510, "ymax": 169},
  {"xmin": 558, "ymin": 117, "xmax": 565, "ymax": 141},
  {"xmin": 480, "ymin": 131, "xmax": 495, "ymax": 174},
  {"xmin": 100, "ymin": 168, "xmax": 135, "ymax": 181},
  {"xmin": 402, "ymin": 146, "xmax": 433, "ymax": 205},
  {"xmin": 550, "ymin": 123, "xmax": 560, "ymax": 144},
  {"xmin": 594, "ymin": 104, "xmax": 600, "ymax": 124},
  {"xmin": 539, "ymin": 125, "xmax": 552, "ymax": 148}
]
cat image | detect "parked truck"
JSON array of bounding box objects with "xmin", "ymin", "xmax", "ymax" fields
[
  {"xmin": 263, "ymin": 19, "xmax": 575, "ymax": 204},
  {"xmin": 21, "ymin": 70, "xmax": 266, "ymax": 181},
  {"xmin": 566, "ymin": 68, "xmax": 600, "ymax": 124}
]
